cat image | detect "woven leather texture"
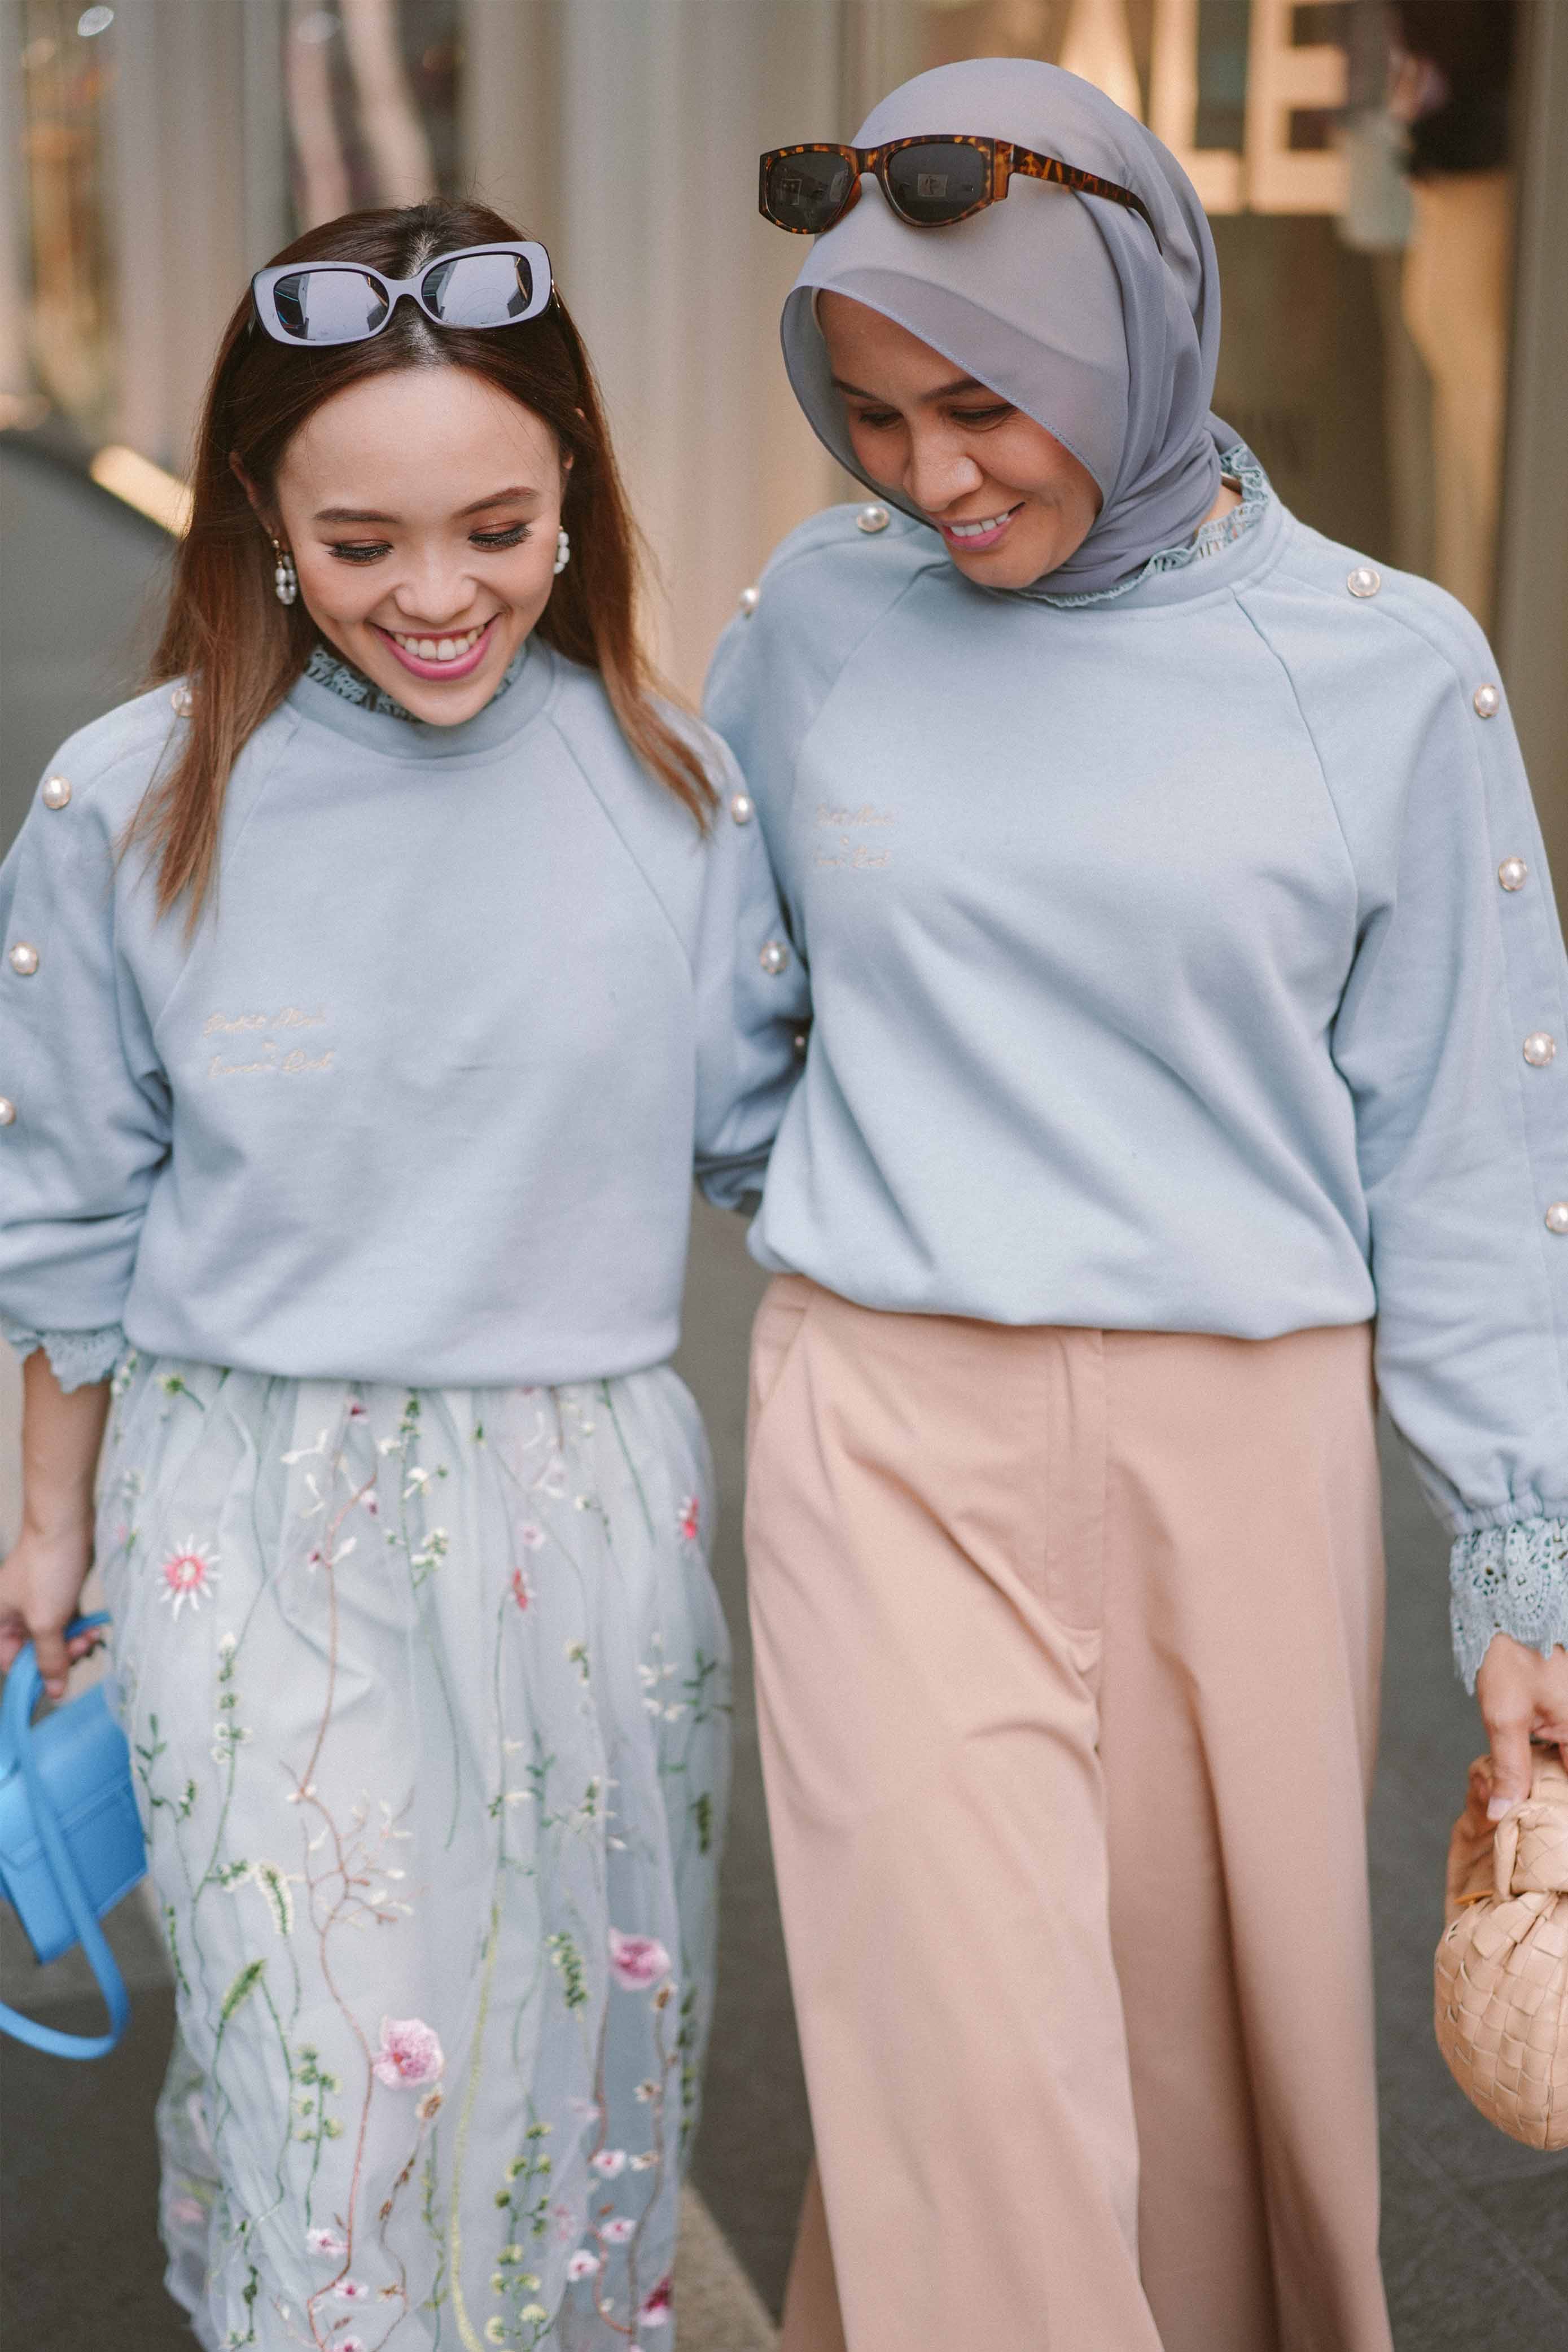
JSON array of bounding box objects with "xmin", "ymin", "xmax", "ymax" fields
[{"xmin": 1435, "ymin": 1750, "xmax": 1568, "ymax": 2149}]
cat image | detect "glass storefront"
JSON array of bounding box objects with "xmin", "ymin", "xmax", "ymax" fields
[
  {"xmin": 6, "ymin": 0, "xmax": 467, "ymax": 458},
  {"xmin": 281, "ymin": 0, "xmax": 461, "ymax": 226},
  {"xmin": 917, "ymin": 0, "xmax": 1522, "ymax": 630}
]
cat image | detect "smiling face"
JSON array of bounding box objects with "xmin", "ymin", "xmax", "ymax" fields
[
  {"xmin": 249, "ymin": 363, "xmax": 570, "ymax": 724},
  {"xmin": 818, "ymin": 291, "xmax": 1103, "ymax": 590}
]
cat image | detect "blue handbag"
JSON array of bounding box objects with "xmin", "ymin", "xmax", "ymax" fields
[{"xmin": 0, "ymin": 1612, "xmax": 147, "ymax": 2057}]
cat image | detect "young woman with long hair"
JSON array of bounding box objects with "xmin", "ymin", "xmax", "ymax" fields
[
  {"xmin": 708, "ymin": 58, "xmax": 1568, "ymax": 2352},
  {"xmin": 0, "ymin": 198, "xmax": 804, "ymax": 2348}
]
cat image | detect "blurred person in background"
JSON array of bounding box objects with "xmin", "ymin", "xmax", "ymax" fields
[
  {"xmin": 0, "ymin": 198, "xmax": 805, "ymax": 2350},
  {"xmin": 1389, "ymin": 0, "xmax": 1519, "ymax": 623},
  {"xmin": 710, "ymin": 54, "xmax": 1568, "ymax": 2352}
]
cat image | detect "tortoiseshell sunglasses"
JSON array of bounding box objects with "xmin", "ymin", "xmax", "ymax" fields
[{"xmin": 759, "ymin": 135, "xmax": 1159, "ymax": 247}]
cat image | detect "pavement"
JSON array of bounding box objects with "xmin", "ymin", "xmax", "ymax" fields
[{"xmin": 3, "ymin": 432, "xmax": 1566, "ymax": 2349}]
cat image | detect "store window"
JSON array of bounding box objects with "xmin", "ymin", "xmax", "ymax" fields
[
  {"xmin": 921, "ymin": 0, "xmax": 1521, "ymax": 627},
  {"xmin": 7, "ymin": 0, "xmax": 466, "ymax": 455},
  {"xmin": 283, "ymin": 0, "xmax": 462, "ymax": 229}
]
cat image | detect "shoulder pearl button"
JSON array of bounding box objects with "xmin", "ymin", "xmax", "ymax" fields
[
  {"xmin": 41, "ymin": 775, "xmax": 72, "ymax": 809},
  {"xmin": 738, "ymin": 585, "xmax": 760, "ymax": 616},
  {"xmin": 1548, "ymin": 1203, "xmax": 1568, "ymax": 1236},
  {"xmin": 759, "ymin": 939, "xmax": 791, "ymax": 976},
  {"xmin": 856, "ymin": 504, "xmax": 891, "ymax": 535},
  {"xmin": 0, "ymin": 1098, "xmax": 15, "ymax": 1127},
  {"xmin": 729, "ymin": 792, "xmax": 755, "ymax": 826},
  {"xmin": 170, "ymin": 681, "xmax": 194, "ymax": 716},
  {"xmin": 7, "ymin": 943, "xmax": 39, "ymax": 976},
  {"xmin": 1524, "ymin": 1032, "xmax": 1557, "ymax": 1068},
  {"xmin": 1473, "ymin": 683, "xmax": 1500, "ymax": 719},
  {"xmin": 1346, "ymin": 565, "xmax": 1381, "ymax": 598},
  {"xmin": 1499, "ymin": 857, "xmax": 1528, "ymax": 891}
]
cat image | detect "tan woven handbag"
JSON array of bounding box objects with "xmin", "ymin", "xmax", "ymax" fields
[{"xmin": 1435, "ymin": 1750, "xmax": 1568, "ymax": 2149}]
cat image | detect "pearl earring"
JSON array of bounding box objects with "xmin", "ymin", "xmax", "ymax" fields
[
  {"xmin": 554, "ymin": 527, "xmax": 571, "ymax": 577},
  {"xmin": 271, "ymin": 537, "xmax": 298, "ymax": 606}
]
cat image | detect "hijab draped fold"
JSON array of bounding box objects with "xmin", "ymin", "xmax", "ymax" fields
[{"xmin": 782, "ymin": 58, "xmax": 1232, "ymax": 596}]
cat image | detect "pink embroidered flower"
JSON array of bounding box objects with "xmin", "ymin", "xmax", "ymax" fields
[
  {"xmin": 566, "ymin": 2249, "xmax": 602, "ymax": 2281},
  {"xmin": 335, "ymin": 2278, "xmax": 372, "ymax": 2303},
  {"xmin": 598, "ymin": 2215, "xmax": 634, "ymax": 2244},
  {"xmin": 157, "ymin": 1539, "xmax": 218, "ymax": 1620},
  {"xmin": 509, "ymin": 1567, "xmax": 535, "ymax": 1613},
  {"xmin": 167, "ymin": 2196, "xmax": 205, "ymax": 2228},
  {"xmin": 306, "ymin": 2226, "xmax": 347, "ymax": 2256},
  {"xmin": 340, "ymin": 2340, "xmax": 366, "ymax": 2352},
  {"xmin": 372, "ymin": 2016, "xmax": 444, "ymax": 2089},
  {"xmin": 589, "ymin": 2147, "xmax": 627, "ymax": 2178},
  {"xmin": 677, "ymin": 1494, "xmax": 700, "ymax": 1542},
  {"xmin": 637, "ymin": 2275, "xmax": 674, "ymax": 2327},
  {"xmin": 519, "ymin": 1521, "xmax": 546, "ymax": 1551},
  {"xmin": 607, "ymin": 1929, "xmax": 671, "ymax": 1992}
]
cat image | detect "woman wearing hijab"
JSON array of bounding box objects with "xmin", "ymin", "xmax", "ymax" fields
[{"xmin": 706, "ymin": 56, "xmax": 1568, "ymax": 2352}]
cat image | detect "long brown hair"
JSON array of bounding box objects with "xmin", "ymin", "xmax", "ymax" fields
[{"xmin": 133, "ymin": 199, "xmax": 712, "ymax": 925}]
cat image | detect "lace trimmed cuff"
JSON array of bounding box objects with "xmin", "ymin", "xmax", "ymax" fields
[
  {"xmin": 0, "ymin": 1320, "xmax": 125, "ymax": 1393},
  {"xmin": 1451, "ymin": 1517, "xmax": 1568, "ymax": 1690}
]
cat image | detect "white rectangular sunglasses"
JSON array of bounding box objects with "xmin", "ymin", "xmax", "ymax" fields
[{"xmin": 251, "ymin": 240, "xmax": 553, "ymax": 346}]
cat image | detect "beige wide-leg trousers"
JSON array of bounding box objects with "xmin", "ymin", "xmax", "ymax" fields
[{"xmin": 746, "ymin": 1276, "xmax": 1394, "ymax": 2352}]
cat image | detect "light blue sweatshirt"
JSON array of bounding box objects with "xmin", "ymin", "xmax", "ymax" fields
[
  {"xmin": 0, "ymin": 643, "xmax": 806, "ymax": 1391},
  {"xmin": 704, "ymin": 477, "xmax": 1568, "ymax": 1684}
]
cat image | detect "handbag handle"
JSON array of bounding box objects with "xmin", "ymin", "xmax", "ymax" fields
[{"xmin": 0, "ymin": 1613, "xmax": 133, "ymax": 2059}]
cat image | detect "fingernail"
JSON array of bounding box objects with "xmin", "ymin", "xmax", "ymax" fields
[{"xmin": 1487, "ymin": 1796, "xmax": 1516, "ymax": 1821}]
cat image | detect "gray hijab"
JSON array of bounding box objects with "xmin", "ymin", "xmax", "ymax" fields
[{"xmin": 782, "ymin": 58, "xmax": 1230, "ymax": 596}]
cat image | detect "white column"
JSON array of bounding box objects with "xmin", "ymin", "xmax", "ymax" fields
[
  {"xmin": 109, "ymin": 0, "xmax": 251, "ymax": 472},
  {"xmin": 458, "ymin": 0, "xmax": 563, "ymax": 240},
  {"xmin": 243, "ymin": 0, "xmax": 293, "ymax": 270}
]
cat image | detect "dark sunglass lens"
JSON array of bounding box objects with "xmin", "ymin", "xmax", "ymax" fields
[
  {"xmin": 885, "ymin": 141, "xmax": 988, "ymax": 223},
  {"xmin": 767, "ymin": 150, "xmax": 853, "ymax": 231},
  {"xmin": 273, "ymin": 268, "xmax": 388, "ymax": 342},
  {"xmin": 423, "ymin": 251, "xmax": 533, "ymax": 326}
]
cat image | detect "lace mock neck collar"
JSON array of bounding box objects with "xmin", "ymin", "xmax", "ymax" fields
[{"xmin": 1025, "ymin": 441, "xmax": 1270, "ymax": 609}]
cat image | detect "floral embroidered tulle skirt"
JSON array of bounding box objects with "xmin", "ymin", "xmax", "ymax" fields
[{"xmin": 97, "ymin": 1352, "xmax": 729, "ymax": 2352}]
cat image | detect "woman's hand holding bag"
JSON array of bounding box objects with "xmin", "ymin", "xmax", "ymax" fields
[
  {"xmin": 0, "ymin": 1518, "xmax": 99, "ymax": 1700},
  {"xmin": 1436, "ymin": 1746, "xmax": 1568, "ymax": 2148},
  {"xmin": 0, "ymin": 1613, "xmax": 146, "ymax": 2059},
  {"xmin": 1474, "ymin": 1633, "xmax": 1568, "ymax": 1819},
  {"xmin": 0, "ymin": 1346, "xmax": 112, "ymax": 1699}
]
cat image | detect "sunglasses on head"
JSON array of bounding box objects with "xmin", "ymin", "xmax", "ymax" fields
[
  {"xmin": 251, "ymin": 240, "xmax": 553, "ymax": 347},
  {"xmin": 759, "ymin": 136, "xmax": 1159, "ymax": 247}
]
